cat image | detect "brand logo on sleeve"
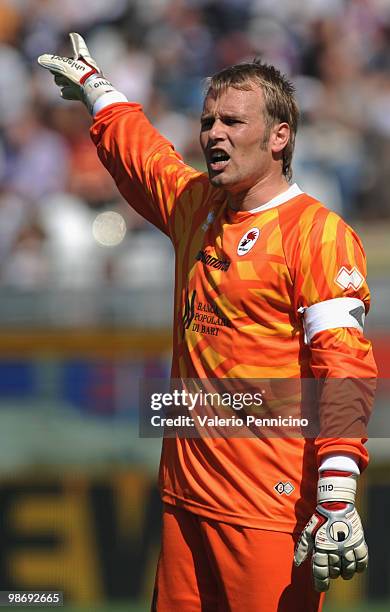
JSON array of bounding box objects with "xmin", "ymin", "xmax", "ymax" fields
[
  {"xmin": 237, "ymin": 228, "xmax": 260, "ymax": 255},
  {"xmin": 335, "ymin": 266, "xmax": 364, "ymax": 291}
]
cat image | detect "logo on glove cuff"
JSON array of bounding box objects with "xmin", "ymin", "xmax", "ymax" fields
[{"xmin": 274, "ymin": 481, "xmax": 294, "ymax": 495}]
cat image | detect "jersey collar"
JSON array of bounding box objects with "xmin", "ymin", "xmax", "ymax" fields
[{"xmin": 248, "ymin": 183, "xmax": 303, "ymax": 214}]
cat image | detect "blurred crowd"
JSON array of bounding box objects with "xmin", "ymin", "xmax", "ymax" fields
[{"xmin": 1, "ymin": 0, "xmax": 390, "ymax": 292}]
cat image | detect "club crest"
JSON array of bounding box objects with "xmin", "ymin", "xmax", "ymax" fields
[{"xmin": 237, "ymin": 228, "xmax": 260, "ymax": 256}]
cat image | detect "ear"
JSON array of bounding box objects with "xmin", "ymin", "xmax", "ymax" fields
[{"xmin": 270, "ymin": 122, "xmax": 290, "ymax": 154}]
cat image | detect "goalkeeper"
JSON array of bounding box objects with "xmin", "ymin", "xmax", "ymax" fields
[{"xmin": 38, "ymin": 35, "xmax": 377, "ymax": 611}]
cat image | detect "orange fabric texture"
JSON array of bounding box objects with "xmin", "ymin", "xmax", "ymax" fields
[
  {"xmin": 153, "ymin": 503, "xmax": 325, "ymax": 612},
  {"xmin": 91, "ymin": 104, "xmax": 377, "ymax": 533}
]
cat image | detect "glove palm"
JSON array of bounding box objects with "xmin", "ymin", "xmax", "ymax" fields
[{"xmin": 294, "ymin": 472, "xmax": 368, "ymax": 592}]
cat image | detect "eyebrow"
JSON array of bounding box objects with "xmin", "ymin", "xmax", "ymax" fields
[{"xmin": 200, "ymin": 112, "xmax": 247, "ymax": 121}]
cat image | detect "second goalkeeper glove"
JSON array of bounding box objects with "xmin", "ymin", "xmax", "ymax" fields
[
  {"xmin": 37, "ymin": 32, "xmax": 123, "ymax": 114},
  {"xmin": 294, "ymin": 470, "xmax": 368, "ymax": 592}
]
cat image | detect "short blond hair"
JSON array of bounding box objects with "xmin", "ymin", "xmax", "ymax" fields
[{"xmin": 205, "ymin": 60, "xmax": 299, "ymax": 181}]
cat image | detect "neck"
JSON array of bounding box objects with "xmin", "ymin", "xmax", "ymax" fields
[{"xmin": 227, "ymin": 175, "xmax": 290, "ymax": 212}]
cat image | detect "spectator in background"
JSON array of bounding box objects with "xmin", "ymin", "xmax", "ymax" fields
[
  {"xmin": 2, "ymin": 0, "xmax": 390, "ymax": 293},
  {"xmin": 0, "ymin": 217, "xmax": 49, "ymax": 289},
  {"xmin": 3, "ymin": 111, "xmax": 69, "ymax": 202}
]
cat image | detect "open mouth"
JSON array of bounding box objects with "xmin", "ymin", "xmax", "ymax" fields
[{"xmin": 209, "ymin": 150, "xmax": 230, "ymax": 172}]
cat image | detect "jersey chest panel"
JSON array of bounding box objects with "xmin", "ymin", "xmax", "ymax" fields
[{"xmin": 179, "ymin": 210, "xmax": 295, "ymax": 360}]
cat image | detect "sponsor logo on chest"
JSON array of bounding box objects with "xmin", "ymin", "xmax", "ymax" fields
[
  {"xmin": 196, "ymin": 249, "xmax": 231, "ymax": 272},
  {"xmin": 237, "ymin": 228, "xmax": 260, "ymax": 256}
]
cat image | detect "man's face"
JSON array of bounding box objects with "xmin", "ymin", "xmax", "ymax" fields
[{"xmin": 200, "ymin": 85, "xmax": 274, "ymax": 194}]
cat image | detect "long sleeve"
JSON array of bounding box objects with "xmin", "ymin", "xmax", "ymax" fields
[
  {"xmin": 288, "ymin": 205, "xmax": 377, "ymax": 470},
  {"xmin": 310, "ymin": 327, "xmax": 377, "ymax": 470},
  {"xmin": 90, "ymin": 102, "xmax": 211, "ymax": 243}
]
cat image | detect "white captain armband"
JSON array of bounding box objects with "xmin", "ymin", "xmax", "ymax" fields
[{"xmin": 298, "ymin": 297, "xmax": 366, "ymax": 345}]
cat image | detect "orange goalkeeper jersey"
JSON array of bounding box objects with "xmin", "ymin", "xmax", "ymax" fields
[{"xmin": 91, "ymin": 103, "xmax": 377, "ymax": 532}]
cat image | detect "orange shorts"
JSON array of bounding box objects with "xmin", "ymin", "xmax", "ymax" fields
[{"xmin": 152, "ymin": 504, "xmax": 325, "ymax": 612}]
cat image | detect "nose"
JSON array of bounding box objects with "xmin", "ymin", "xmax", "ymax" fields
[{"xmin": 209, "ymin": 118, "xmax": 225, "ymax": 141}]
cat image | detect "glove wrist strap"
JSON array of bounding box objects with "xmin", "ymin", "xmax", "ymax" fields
[
  {"xmin": 82, "ymin": 74, "xmax": 118, "ymax": 113},
  {"xmin": 317, "ymin": 474, "xmax": 357, "ymax": 504}
]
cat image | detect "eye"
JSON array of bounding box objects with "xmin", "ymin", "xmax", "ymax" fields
[
  {"xmin": 201, "ymin": 118, "xmax": 213, "ymax": 130},
  {"xmin": 224, "ymin": 118, "xmax": 240, "ymax": 126}
]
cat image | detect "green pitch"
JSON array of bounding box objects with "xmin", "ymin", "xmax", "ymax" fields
[{"xmin": 324, "ymin": 605, "xmax": 390, "ymax": 612}]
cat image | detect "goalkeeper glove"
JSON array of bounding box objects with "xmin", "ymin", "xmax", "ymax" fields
[
  {"xmin": 294, "ymin": 470, "xmax": 368, "ymax": 592},
  {"xmin": 37, "ymin": 32, "xmax": 124, "ymax": 114}
]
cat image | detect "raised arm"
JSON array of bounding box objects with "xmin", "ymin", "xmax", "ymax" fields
[{"xmin": 38, "ymin": 33, "xmax": 211, "ymax": 241}]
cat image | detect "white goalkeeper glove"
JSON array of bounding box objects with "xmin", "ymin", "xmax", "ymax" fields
[
  {"xmin": 294, "ymin": 470, "xmax": 368, "ymax": 592},
  {"xmin": 37, "ymin": 32, "xmax": 126, "ymax": 114}
]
